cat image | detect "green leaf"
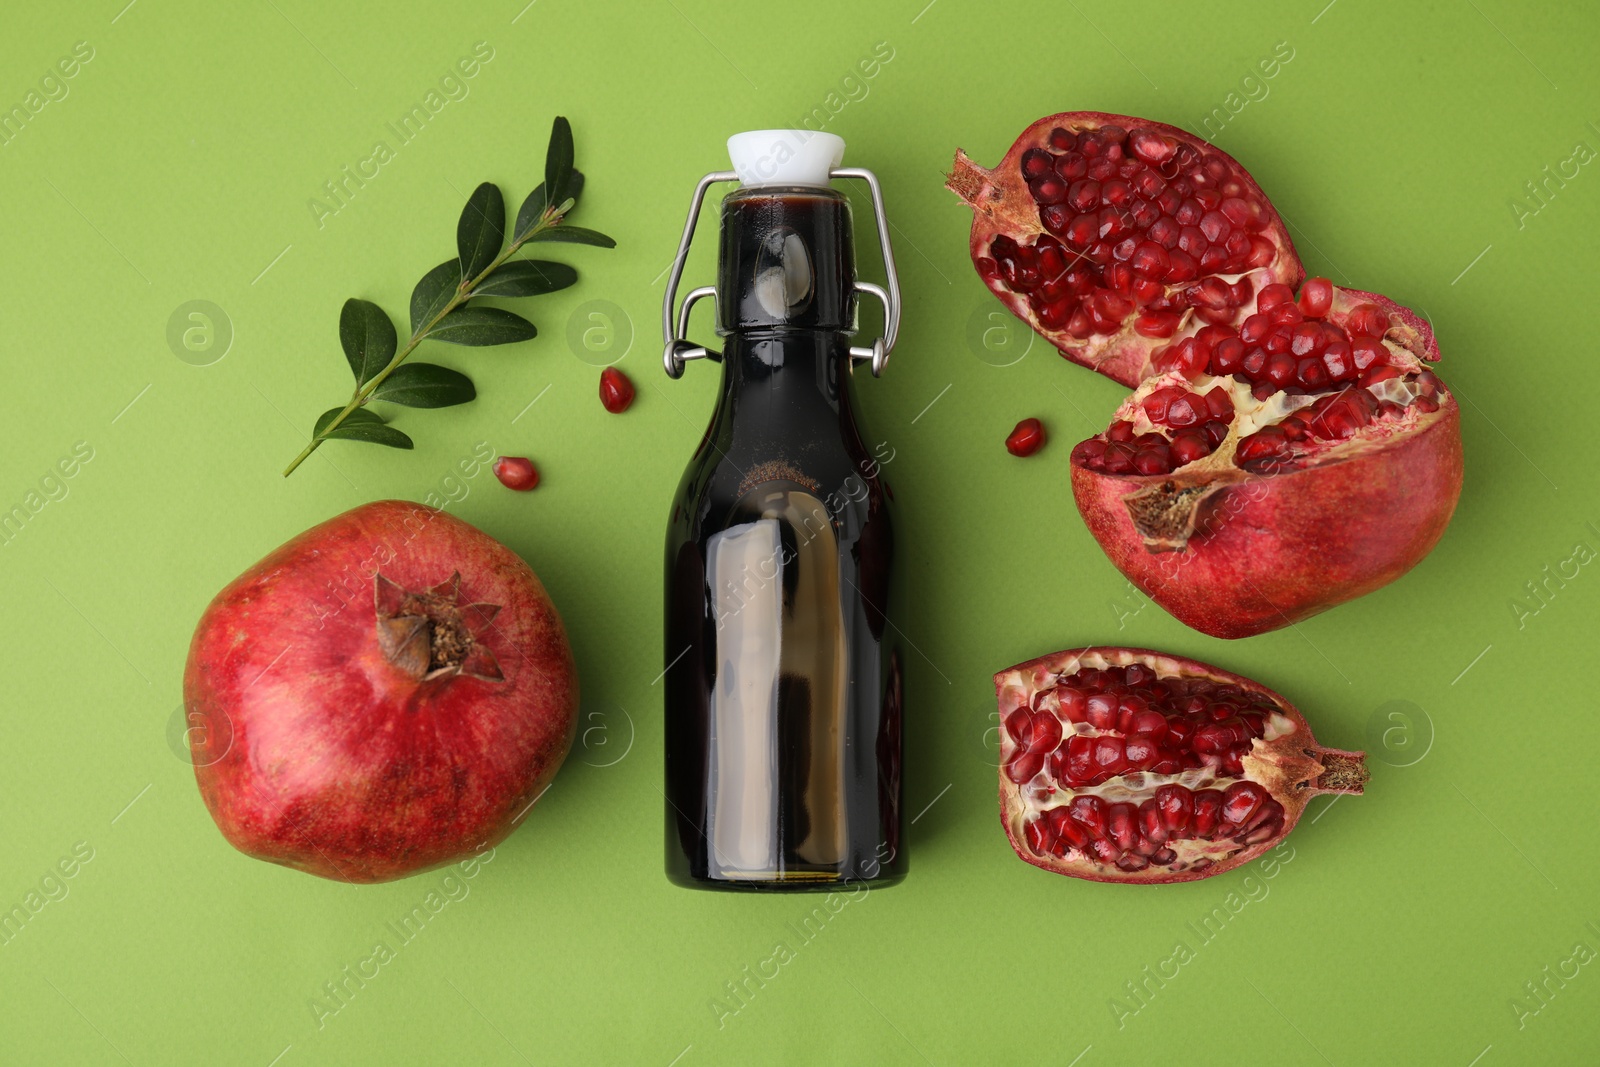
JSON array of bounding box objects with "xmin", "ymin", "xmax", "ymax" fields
[
  {"xmin": 456, "ymin": 182, "xmax": 506, "ymax": 282},
  {"xmin": 544, "ymin": 116, "xmax": 574, "ymax": 213},
  {"xmin": 338, "ymin": 299, "xmax": 397, "ymax": 385},
  {"xmin": 474, "ymin": 260, "xmax": 578, "ymax": 298},
  {"xmin": 370, "ymin": 363, "xmax": 476, "ymax": 408},
  {"xmin": 429, "ymin": 306, "xmax": 537, "ymax": 346},
  {"xmin": 513, "ymin": 171, "xmax": 584, "ymax": 242},
  {"xmin": 314, "ymin": 406, "xmax": 385, "ymax": 437},
  {"xmin": 410, "ymin": 260, "xmax": 462, "ymax": 335},
  {"xmin": 525, "ymin": 226, "xmax": 616, "ymax": 248},
  {"xmin": 325, "ymin": 421, "xmax": 414, "ymax": 449}
]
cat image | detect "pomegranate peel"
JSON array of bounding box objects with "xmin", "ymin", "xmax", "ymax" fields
[{"xmin": 995, "ymin": 647, "xmax": 1366, "ymax": 884}]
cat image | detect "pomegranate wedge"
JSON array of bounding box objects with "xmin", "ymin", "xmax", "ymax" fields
[{"xmin": 996, "ymin": 647, "xmax": 1366, "ymax": 884}]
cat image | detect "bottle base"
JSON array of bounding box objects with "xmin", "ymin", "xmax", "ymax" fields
[{"xmin": 665, "ymin": 868, "xmax": 906, "ymax": 894}]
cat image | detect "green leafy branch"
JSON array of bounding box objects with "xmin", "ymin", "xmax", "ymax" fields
[{"xmin": 283, "ymin": 116, "xmax": 615, "ymax": 477}]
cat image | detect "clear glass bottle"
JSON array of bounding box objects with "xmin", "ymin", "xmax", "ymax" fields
[{"xmin": 660, "ymin": 132, "xmax": 904, "ymax": 891}]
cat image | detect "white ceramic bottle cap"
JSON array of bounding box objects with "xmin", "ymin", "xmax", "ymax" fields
[{"xmin": 726, "ymin": 130, "xmax": 845, "ymax": 187}]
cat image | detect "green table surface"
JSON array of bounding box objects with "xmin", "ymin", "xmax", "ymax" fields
[{"xmin": 3, "ymin": 1, "xmax": 1597, "ymax": 1063}]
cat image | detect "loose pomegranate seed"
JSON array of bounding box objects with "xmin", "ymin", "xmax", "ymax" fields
[
  {"xmin": 1006, "ymin": 417, "xmax": 1047, "ymax": 457},
  {"xmin": 599, "ymin": 367, "xmax": 635, "ymax": 413},
  {"xmin": 1296, "ymin": 277, "xmax": 1333, "ymax": 318},
  {"xmin": 493, "ymin": 456, "xmax": 540, "ymax": 491}
]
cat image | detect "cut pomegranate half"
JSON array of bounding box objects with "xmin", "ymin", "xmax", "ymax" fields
[
  {"xmin": 950, "ymin": 113, "xmax": 1463, "ymax": 639},
  {"xmin": 996, "ymin": 647, "xmax": 1366, "ymax": 884},
  {"xmin": 1068, "ymin": 279, "xmax": 1461, "ymax": 638}
]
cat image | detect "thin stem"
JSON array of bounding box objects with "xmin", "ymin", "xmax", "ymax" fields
[{"xmin": 282, "ymin": 211, "xmax": 564, "ymax": 476}]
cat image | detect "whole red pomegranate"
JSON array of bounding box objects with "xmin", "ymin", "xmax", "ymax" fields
[
  {"xmin": 996, "ymin": 647, "xmax": 1366, "ymax": 883},
  {"xmin": 184, "ymin": 500, "xmax": 577, "ymax": 883},
  {"xmin": 950, "ymin": 113, "xmax": 1462, "ymax": 638}
]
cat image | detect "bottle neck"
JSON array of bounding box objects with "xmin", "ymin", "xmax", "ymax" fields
[
  {"xmin": 708, "ymin": 184, "xmax": 859, "ymax": 423},
  {"xmin": 720, "ymin": 331, "xmax": 850, "ymax": 407},
  {"xmin": 716, "ymin": 186, "xmax": 855, "ymax": 335}
]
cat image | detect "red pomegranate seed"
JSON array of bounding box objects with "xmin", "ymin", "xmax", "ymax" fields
[
  {"xmin": 493, "ymin": 456, "xmax": 540, "ymax": 491},
  {"xmin": 1006, "ymin": 750, "xmax": 1044, "ymax": 783},
  {"xmin": 1085, "ymin": 693, "xmax": 1118, "ymax": 729},
  {"xmin": 1031, "ymin": 175, "xmax": 1069, "ymax": 204},
  {"xmin": 1021, "ymin": 147, "xmax": 1054, "ymax": 179},
  {"xmin": 1128, "ymin": 127, "xmax": 1173, "ymax": 163},
  {"xmin": 1124, "ymin": 736, "xmax": 1158, "ymax": 765},
  {"xmin": 1346, "ymin": 302, "xmax": 1389, "ymax": 337},
  {"xmin": 1134, "ymin": 310, "xmax": 1180, "ymax": 337},
  {"xmin": 1070, "ymin": 794, "xmax": 1108, "ymax": 836},
  {"xmin": 1132, "ymin": 448, "xmax": 1171, "ymax": 475},
  {"xmin": 1239, "ymin": 313, "xmax": 1270, "ymax": 344},
  {"xmin": 1108, "ymin": 803, "xmax": 1139, "ymax": 850},
  {"xmin": 1296, "ymin": 277, "xmax": 1333, "ymax": 318},
  {"xmin": 1290, "ymin": 322, "xmax": 1323, "ymax": 357},
  {"xmin": 1142, "ymin": 385, "xmax": 1183, "ymax": 422},
  {"xmin": 1264, "ymin": 352, "xmax": 1297, "ymax": 388},
  {"xmin": 1169, "ymin": 431, "xmax": 1210, "ymax": 466},
  {"xmin": 1321, "ymin": 341, "xmax": 1353, "ymax": 381},
  {"xmin": 1256, "ymin": 283, "xmax": 1294, "ymax": 311},
  {"xmin": 599, "ymin": 367, "xmax": 636, "ymax": 413},
  {"xmin": 1165, "ymin": 394, "xmax": 1202, "ymax": 428},
  {"xmin": 1006, "ymin": 417, "xmax": 1047, "ymax": 457},
  {"xmin": 1209, "ymin": 337, "xmax": 1244, "ymax": 375},
  {"xmin": 1269, "ymin": 305, "xmax": 1303, "ymax": 332},
  {"xmin": 1235, "ymin": 426, "xmax": 1289, "ymax": 464},
  {"xmin": 1191, "ymin": 791, "xmax": 1224, "ymax": 837},
  {"xmin": 1297, "ymin": 357, "xmax": 1329, "ymax": 389},
  {"xmin": 1222, "ymin": 781, "xmax": 1267, "ymax": 824},
  {"xmin": 1351, "ymin": 336, "xmax": 1388, "ymax": 372}
]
